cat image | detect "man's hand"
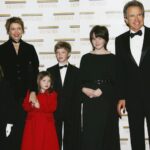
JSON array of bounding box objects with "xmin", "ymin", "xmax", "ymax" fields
[{"xmin": 117, "ymin": 99, "xmax": 126, "ymax": 118}]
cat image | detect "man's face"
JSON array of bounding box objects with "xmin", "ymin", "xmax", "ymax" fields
[{"xmin": 125, "ymin": 6, "xmax": 144, "ymax": 32}]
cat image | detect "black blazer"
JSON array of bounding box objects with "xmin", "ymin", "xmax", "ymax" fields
[
  {"xmin": 47, "ymin": 63, "xmax": 80, "ymax": 119},
  {"xmin": 115, "ymin": 26, "xmax": 150, "ymax": 104},
  {"xmin": 0, "ymin": 39, "xmax": 39, "ymax": 100}
]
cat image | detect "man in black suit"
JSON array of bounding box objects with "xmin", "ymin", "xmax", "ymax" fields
[
  {"xmin": 115, "ymin": 1, "xmax": 150, "ymax": 150},
  {"xmin": 47, "ymin": 41, "xmax": 81, "ymax": 150}
]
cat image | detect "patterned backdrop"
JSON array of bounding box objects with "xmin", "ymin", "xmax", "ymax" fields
[{"xmin": 0, "ymin": 0, "xmax": 150, "ymax": 149}]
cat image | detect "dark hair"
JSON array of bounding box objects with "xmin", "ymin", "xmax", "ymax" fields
[
  {"xmin": 0, "ymin": 65, "xmax": 4, "ymax": 81},
  {"xmin": 37, "ymin": 71, "xmax": 53, "ymax": 93},
  {"xmin": 54, "ymin": 41, "xmax": 71, "ymax": 53},
  {"xmin": 90, "ymin": 25, "xmax": 109, "ymax": 50},
  {"xmin": 5, "ymin": 17, "xmax": 25, "ymax": 34},
  {"xmin": 123, "ymin": 1, "xmax": 144, "ymax": 18}
]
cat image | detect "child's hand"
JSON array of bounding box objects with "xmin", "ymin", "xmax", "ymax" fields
[{"xmin": 33, "ymin": 101, "xmax": 40, "ymax": 109}]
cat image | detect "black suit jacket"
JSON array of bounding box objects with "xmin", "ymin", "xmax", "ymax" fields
[
  {"xmin": 0, "ymin": 39, "xmax": 39, "ymax": 100},
  {"xmin": 47, "ymin": 63, "xmax": 80, "ymax": 120},
  {"xmin": 115, "ymin": 26, "xmax": 150, "ymax": 105}
]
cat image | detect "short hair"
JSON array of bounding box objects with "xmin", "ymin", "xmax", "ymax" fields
[
  {"xmin": 123, "ymin": 1, "xmax": 145, "ymax": 18},
  {"xmin": 5, "ymin": 17, "xmax": 25, "ymax": 34},
  {"xmin": 0, "ymin": 65, "xmax": 4, "ymax": 81},
  {"xmin": 54, "ymin": 41, "xmax": 71, "ymax": 53},
  {"xmin": 37, "ymin": 71, "xmax": 53, "ymax": 93},
  {"xmin": 90, "ymin": 25, "xmax": 109, "ymax": 50}
]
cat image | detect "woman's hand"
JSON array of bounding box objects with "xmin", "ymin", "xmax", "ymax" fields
[
  {"xmin": 82, "ymin": 87, "xmax": 102, "ymax": 98},
  {"xmin": 29, "ymin": 91, "xmax": 37, "ymax": 103},
  {"xmin": 6, "ymin": 124, "xmax": 13, "ymax": 137},
  {"xmin": 93, "ymin": 88, "xmax": 103, "ymax": 97},
  {"xmin": 29, "ymin": 91, "xmax": 40, "ymax": 108},
  {"xmin": 82, "ymin": 87, "xmax": 95, "ymax": 98}
]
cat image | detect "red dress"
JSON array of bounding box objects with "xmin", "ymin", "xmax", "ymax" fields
[{"xmin": 21, "ymin": 91, "xmax": 59, "ymax": 150}]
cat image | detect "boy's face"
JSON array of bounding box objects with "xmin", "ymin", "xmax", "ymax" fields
[{"xmin": 55, "ymin": 48, "xmax": 70, "ymax": 64}]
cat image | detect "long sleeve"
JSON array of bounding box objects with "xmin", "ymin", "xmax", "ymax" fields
[
  {"xmin": 115, "ymin": 38, "xmax": 126, "ymax": 100},
  {"xmin": 22, "ymin": 91, "xmax": 33, "ymax": 112},
  {"xmin": 79, "ymin": 55, "xmax": 88, "ymax": 102},
  {"xmin": 27, "ymin": 45, "xmax": 39, "ymax": 92},
  {"xmin": 38, "ymin": 91, "xmax": 57, "ymax": 113}
]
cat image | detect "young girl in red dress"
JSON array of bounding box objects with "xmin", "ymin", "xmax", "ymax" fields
[{"xmin": 21, "ymin": 71, "xmax": 59, "ymax": 150}]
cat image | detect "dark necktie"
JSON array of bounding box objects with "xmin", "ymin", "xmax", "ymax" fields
[
  {"xmin": 59, "ymin": 65, "xmax": 68, "ymax": 69},
  {"xmin": 130, "ymin": 30, "xmax": 142, "ymax": 38}
]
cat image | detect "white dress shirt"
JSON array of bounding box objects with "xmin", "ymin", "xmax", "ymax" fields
[
  {"xmin": 59, "ymin": 63, "xmax": 68, "ymax": 86},
  {"xmin": 130, "ymin": 26, "xmax": 145, "ymax": 66}
]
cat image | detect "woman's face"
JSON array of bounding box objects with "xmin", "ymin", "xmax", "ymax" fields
[
  {"xmin": 92, "ymin": 33, "xmax": 106, "ymax": 50},
  {"xmin": 8, "ymin": 23, "xmax": 23, "ymax": 42}
]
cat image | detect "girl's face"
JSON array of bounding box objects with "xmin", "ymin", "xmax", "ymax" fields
[
  {"xmin": 39, "ymin": 76, "xmax": 51, "ymax": 92},
  {"xmin": 92, "ymin": 33, "xmax": 106, "ymax": 50},
  {"xmin": 8, "ymin": 23, "xmax": 23, "ymax": 42}
]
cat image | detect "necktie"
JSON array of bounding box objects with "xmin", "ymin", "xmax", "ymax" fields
[
  {"xmin": 130, "ymin": 30, "xmax": 142, "ymax": 38},
  {"xmin": 59, "ymin": 65, "xmax": 68, "ymax": 69}
]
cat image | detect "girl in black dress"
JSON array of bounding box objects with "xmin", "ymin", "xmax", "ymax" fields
[{"xmin": 80, "ymin": 25, "xmax": 120, "ymax": 150}]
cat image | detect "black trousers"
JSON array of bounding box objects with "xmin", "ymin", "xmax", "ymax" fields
[
  {"xmin": 127, "ymin": 99, "xmax": 150, "ymax": 150},
  {"xmin": 11, "ymin": 97, "xmax": 26, "ymax": 150},
  {"xmin": 55, "ymin": 117, "xmax": 81, "ymax": 150}
]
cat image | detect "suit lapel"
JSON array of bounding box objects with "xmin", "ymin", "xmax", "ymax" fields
[
  {"xmin": 125, "ymin": 31, "xmax": 138, "ymax": 66},
  {"xmin": 139, "ymin": 26, "xmax": 150, "ymax": 66},
  {"xmin": 63, "ymin": 64, "xmax": 72, "ymax": 88},
  {"xmin": 56, "ymin": 64, "xmax": 63, "ymax": 88}
]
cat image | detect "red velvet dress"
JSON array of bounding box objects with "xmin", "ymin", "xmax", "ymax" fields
[{"xmin": 21, "ymin": 91, "xmax": 59, "ymax": 150}]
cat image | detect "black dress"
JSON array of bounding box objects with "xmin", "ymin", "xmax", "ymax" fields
[{"xmin": 80, "ymin": 53, "xmax": 120, "ymax": 150}]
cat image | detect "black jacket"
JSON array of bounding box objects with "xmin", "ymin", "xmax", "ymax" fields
[
  {"xmin": 47, "ymin": 63, "xmax": 80, "ymax": 119},
  {"xmin": 0, "ymin": 39, "xmax": 39, "ymax": 100},
  {"xmin": 115, "ymin": 26, "xmax": 150, "ymax": 104}
]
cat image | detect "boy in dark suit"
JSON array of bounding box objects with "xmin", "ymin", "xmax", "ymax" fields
[{"xmin": 47, "ymin": 41, "xmax": 81, "ymax": 150}]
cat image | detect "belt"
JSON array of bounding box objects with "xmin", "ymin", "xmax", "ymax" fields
[
  {"xmin": 82, "ymin": 79, "xmax": 113, "ymax": 85},
  {"xmin": 94, "ymin": 79, "xmax": 112, "ymax": 85}
]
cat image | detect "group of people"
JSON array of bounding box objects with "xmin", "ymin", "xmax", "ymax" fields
[{"xmin": 0, "ymin": 1, "xmax": 150, "ymax": 150}]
